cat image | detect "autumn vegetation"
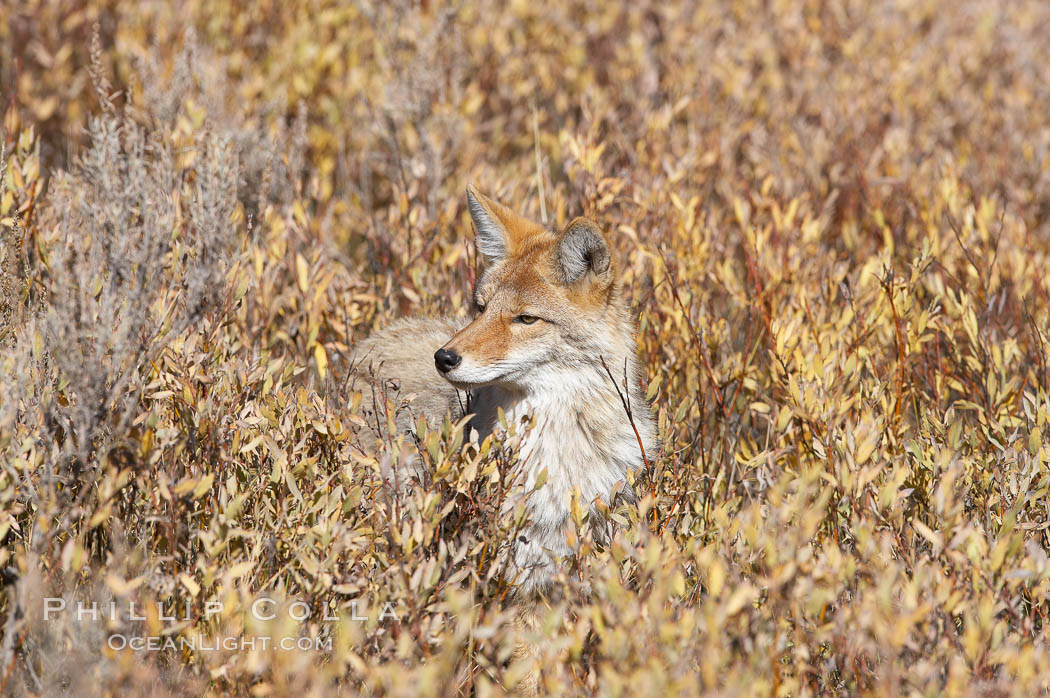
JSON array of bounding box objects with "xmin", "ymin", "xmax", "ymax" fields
[{"xmin": 1, "ymin": 1, "xmax": 1049, "ymax": 695}]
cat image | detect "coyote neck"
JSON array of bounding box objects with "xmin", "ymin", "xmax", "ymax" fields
[
  {"xmin": 468, "ymin": 350, "xmax": 652, "ymax": 592},
  {"xmin": 472, "ymin": 355, "xmax": 647, "ymax": 477}
]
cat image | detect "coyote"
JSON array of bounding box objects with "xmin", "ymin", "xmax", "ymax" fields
[{"xmin": 349, "ymin": 185, "xmax": 656, "ymax": 682}]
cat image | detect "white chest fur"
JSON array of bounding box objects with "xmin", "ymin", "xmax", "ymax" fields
[{"xmin": 469, "ymin": 363, "xmax": 653, "ymax": 592}]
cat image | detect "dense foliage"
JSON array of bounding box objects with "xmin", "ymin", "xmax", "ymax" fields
[{"xmin": 1, "ymin": 1, "xmax": 1049, "ymax": 695}]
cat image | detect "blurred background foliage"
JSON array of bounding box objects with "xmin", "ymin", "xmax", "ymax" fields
[{"xmin": 1, "ymin": 0, "xmax": 1050, "ymax": 695}]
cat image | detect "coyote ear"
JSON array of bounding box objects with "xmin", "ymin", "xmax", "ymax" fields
[
  {"xmin": 558, "ymin": 217, "xmax": 611, "ymax": 284},
  {"xmin": 466, "ymin": 185, "xmax": 543, "ymax": 264},
  {"xmin": 466, "ymin": 185, "xmax": 515, "ymax": 263}
]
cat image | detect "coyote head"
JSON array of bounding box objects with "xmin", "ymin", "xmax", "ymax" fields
[{"xmin": 435, "ymin": 185, "xmax": 632, "ymax": 391}]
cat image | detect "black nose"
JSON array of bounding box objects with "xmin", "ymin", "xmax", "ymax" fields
[{"xmin": 434, "ymin": 348, "xmax": 462, "ymax": 373}]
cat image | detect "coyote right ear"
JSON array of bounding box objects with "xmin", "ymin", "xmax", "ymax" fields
[
  {"xmin": 558, "ymin": 217, "xmax": 611, "ymax": 284},
  {"xmin": 465, "ymin": 185, "xmax": 538, "ymax": 264}
]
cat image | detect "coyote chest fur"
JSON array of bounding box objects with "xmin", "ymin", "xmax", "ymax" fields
[{"xmin": 349, "ymin": 185, "xmax": 656, "ymax": 594}]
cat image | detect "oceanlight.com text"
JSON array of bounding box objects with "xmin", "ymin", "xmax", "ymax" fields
[{"xmin": 106, "ymin": 634, "xmax": 333, "ymax": 652}]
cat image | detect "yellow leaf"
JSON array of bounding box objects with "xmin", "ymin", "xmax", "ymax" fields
[
  {"xmin": 314, "ymin": 343, "xmax": 328, "ymax": 379},
  {"xmin": 226, "ymin": 562, "xmax": 255, "ymax": 581},
  {"xmin": 179, "ymin": 574, "xmax": 201, "ymax": 597},
  {"xmin": 724, "ymin": 583, "xmax": 756, "ymax": 616},
  {"xmin": 296, "ymin": 253, "xmax": 309, "ymax": 293},
  {"xmin": 174, "ymin": 477, "xmax": 198, "ymax": 496},
  {"xmin": 855, "ymin": 432, "xmax": 879, "ymax": 465},
  {"xmin": 913, "ymin": 519, "xmax": 943, "ymax": 552},
  {"xmin": 240, "ymin": 435, "xmax": 264, "ymax": 454},
  {"xmin": 105, "ymin": 574, "xmax": 144, "ymax": 596},
  {"xmin": 707, "ymin": 559, "xmax": 725, "ymax": 597},
  {"xmin": 192, "ymin": 474, "xmax": 214, "ymax": 499},
  {"xmin": 670, "ymin": 571, "xmax": 686, "ymax": 597}
]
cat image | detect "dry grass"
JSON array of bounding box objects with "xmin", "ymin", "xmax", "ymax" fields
[{"xmin": 2, "ymin": 1, "xmax": 1050, "ymax": 696}]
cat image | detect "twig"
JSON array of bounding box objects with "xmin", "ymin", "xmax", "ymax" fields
[
  {"xmin": 531, "ymin": 103, "xmax": 547, "ymax": 223},
  {"xmin": 944, "ymin": 210, "xmax": 985, "ymax": 299},
  {"xmin": 661, "ymin": 254, "xmax": 728, "ymax": 418},
  {"xmin": 878, "ymin": 268, "xmax": 907, "ymax": 420},
  {"xmin": 599, "ymin": 356, "xmax": 655, "ymax": 508}
]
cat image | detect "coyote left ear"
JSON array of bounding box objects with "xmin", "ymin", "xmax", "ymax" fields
[
  {"xmin": 558, "ymin": 218, "xmax": 611, "ymax": 284},
  {"xmin": 466, "ymin": 184, "xmax": 541, "ymax": 264}
]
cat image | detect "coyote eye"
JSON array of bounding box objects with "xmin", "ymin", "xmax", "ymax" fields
[
  {"xmin": 514, "ymin": 314, "xmax": 540, "ymax": 325},
  {"xmin": 474, "ymin": 301, "xmax": 486, "ymax": 313}
]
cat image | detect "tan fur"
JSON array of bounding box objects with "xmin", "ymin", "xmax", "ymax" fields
[
  {"xmin": 344, "ymin": 187, "xmax": 657, "ymax": 695},
  {"xmin": 346, "ymin": 317, "xmax": 467, "ymax": 453}
]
